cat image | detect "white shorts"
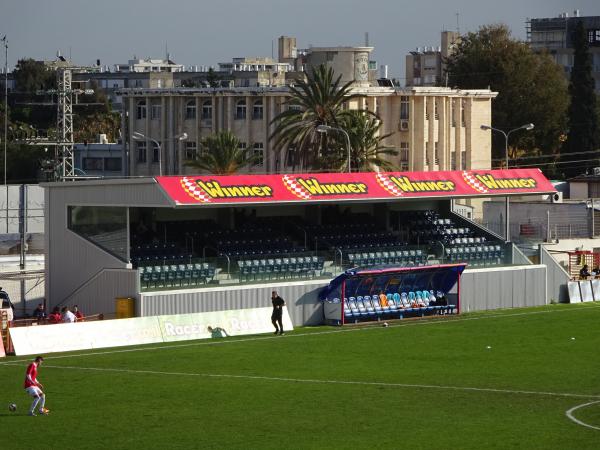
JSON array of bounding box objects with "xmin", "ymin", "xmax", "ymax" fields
[{"xmin": 25, "ymin": 386, "xmax": 43, "ymax": 397}]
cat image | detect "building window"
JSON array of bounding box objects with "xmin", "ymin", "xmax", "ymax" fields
[
  {"xmin": 137, "ymin": 141, "xmax": 147, "ymax": 163},
  {"xmin": 253, "ymin": 100, "xmax": 263, "ymax": 120},
  {"xmin": 461, "ymin": 100, "xmax": 466, "ymax": 127},
  {"xmin": 82, "ymin": 157, "xmax": 103, "ymax": 171},
  {"xmin": 434, "ymin": 142, "xmax": 439, "ymax": 165},
  {"xmin": 434, "ymin": 100, "xmax": 439, "ymax": 120},
  {"xmin": 150, "ymin": 104, "xmax": 161, "ymax": 120},
  {"xmin": 286, "ymin": 146, "xmax": 296, "ymax": 167},
  {"xmin": 104, "ymin": 158, "xmax": 122, "ymax": 172},
  {"xmin": 253, "ymin": 143, "xmax": 264, "ymax": 166},
  {"xmin": 235, "ymin": 99, "xmax": 247, "ymax": 120},
  {"xmin": 152, "ymin": 142, "xmax": 161, "ymax": 163},
  {"xmin": 238, "ymin": 142, "xmax": 247, "ymax": 150},
  {"xmin": 185, "ymin": 141, "xmax": 197, "ymax": 160},
  {"xmin": 202, "ymin": 100, "xmax": 212, "ymax": 120},
  {"xmin": 425, "ymin": 142, "xmax": 429, "ymax": 166},
  {"xmin": 400, "ymin": 142, "xmax": 409, "ymax": 163},
  {"xmin": 400, "ymin": 162, "xmax": 409, "ymax": 171},
  {"xmin": 185, "ymin": 100, "xmax": 196, "ymax": 120},
  {"xmin": 451, "ymin": 100, "xmax": 456, "ymax": 127},
  {"xmin": 461, "ymin": 150, "xmax": 466, "ymax": 169},
  {"xmin": 451, "ymin": 152, "xmax": 457, "ymax": 170},
  {"xmin": 136, "ymin": 100, "xmax": 147, "ymax": 120},
  {"xmin": 400, "ymin": 96, "xmax": 409, "ymax": 120}
]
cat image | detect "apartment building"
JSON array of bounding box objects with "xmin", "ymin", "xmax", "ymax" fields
[
  {"xmin": 406, "ymin": 31, "xmax": 460, "ymax": 87},
  {"xmin": 528, "ymin": 11, "xmax": 600, "ymax": 92},
  {"xmin": 119, "ymin": 84, "xmax": 496, "ymax": 177}
]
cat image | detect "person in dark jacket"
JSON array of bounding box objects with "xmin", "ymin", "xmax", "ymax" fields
[{"xmin": 271, "ymin": 291, "xmax": 285, "ymax": 335}]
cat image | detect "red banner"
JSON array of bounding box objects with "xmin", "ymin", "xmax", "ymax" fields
[{"xmin": 156, "ymin": 169, "xmax": 555, "ymax": 206}]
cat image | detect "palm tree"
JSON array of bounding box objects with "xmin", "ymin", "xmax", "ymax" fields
[
  {"xmin": 270, "ymin": 65, "xmax": 363, "ymax": 171},
  {"xmin": 185, "ymin": 131, "xmax": 259, "ymax": 175},
  {"xmin": 317, "ymin": 110, "xmax": 398, "ymax": 172}
]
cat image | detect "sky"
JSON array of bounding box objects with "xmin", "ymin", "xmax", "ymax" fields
[{"xmin": 1, "ymin": 0, "xmax": 599, "ymax": 83}]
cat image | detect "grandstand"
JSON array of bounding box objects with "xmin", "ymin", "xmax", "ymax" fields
[{"xmin": 43, "ymin": 169, "xmax": 556, "ymax": 325}]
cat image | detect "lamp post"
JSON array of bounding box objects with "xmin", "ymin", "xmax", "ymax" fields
[
  {"xmin": 132, "ymin": 131, "xmax": 187, "ymax": 176},
  {"xmin": 3, "ymin": 35, "xmax": 7, "ymax": 186},
  {"xmin": 480, "ymin": 123, "xmax": 535, "ymax": 242},
  {"xmin": 316, "ymin": 124, "xmax": 351, "ymax": 173}
]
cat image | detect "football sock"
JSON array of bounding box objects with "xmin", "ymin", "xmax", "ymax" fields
[
  {"xmin": 38, "ymin": 394, "xmax": 46, "ymax": 410},
  {"xmin": 30, "ymin": 397, "xmax": 40, "ymax": 413}
]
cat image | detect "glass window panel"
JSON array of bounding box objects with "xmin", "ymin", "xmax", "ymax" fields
[{"xmin": 68, "ymin": 206, "xmax": 128, "ymax": 261}]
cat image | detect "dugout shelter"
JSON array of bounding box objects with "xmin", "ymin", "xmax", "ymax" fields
[{"xmin": 43, "ymin": 168, "xmax": 555, "ymax": 326}]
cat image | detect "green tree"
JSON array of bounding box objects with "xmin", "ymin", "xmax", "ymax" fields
[
  {"xmin": 270, "ymin": 65, "xmax": 362, "ymax": 171},
  {"xmin": 318, "ymin": 110, "xmax": 398, "ymax": 172},
  {"xmin": 185, "ymin": 130, "xmax": 259, "ymax": 175},
  {"xmin": 445, "ymin": 25, "xmax": 569, "ymax": 171},
  {"xmin": 13, "ymin": 58, "xmax": 55, "ymax": 93},
  {"xmin": 561, "ymin": 20, "xmax": 599, "ymax": 177}
]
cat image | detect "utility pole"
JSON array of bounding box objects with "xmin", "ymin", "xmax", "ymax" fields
[
  {"xmin": 2, "ymin": 35, "xmax": 7, "ymax": 186},
  {"xmin": 15, "ymin": 60, "xmax": 95, "ymax": 181}
]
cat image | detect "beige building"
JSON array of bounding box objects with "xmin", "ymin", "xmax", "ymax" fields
[
  {"xmin": 406, "ymin": 31, "xmax": 460, "ymax": 87},
  {"xmin": 120, "ymin": 85, "xmax": 496, "ymax": 177}
]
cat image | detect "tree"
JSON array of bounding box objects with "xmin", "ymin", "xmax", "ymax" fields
[
  {"xmin": 561, "ymin": 20, "xmax": 599, "ymax": 177},
  {"xmin": 445, "ymin": 25, "xmax": 569, "ymax": 172},
  {"xmin": 317, "ymin": 110, "xmax": 398, "ymax": 172},
  {"xmin": 185, "ymin": 130, "xmax": 259, "ymax": 175},
  {"xmin": 270, "ymin": 65, "xmax": 363, "ymax": 171},
  {"xmin": 12, "ymin": 58, "xmax": 55, "ymax": 93}
]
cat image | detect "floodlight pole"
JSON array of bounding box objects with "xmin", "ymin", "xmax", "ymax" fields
[
  {"xmin": 3, "ymin": 35, "xmax": 7, "ymax": 186},
  {"xmin": 316, "ymin": 124, "xmax": 351, "ymax": 173},
  {"xmin": 480, "ymin": 123, "xmax": 534, "ymax": 242},
  {"xmin": 132, "ymin": 131, "xmax": 187, "ymax": 176}
]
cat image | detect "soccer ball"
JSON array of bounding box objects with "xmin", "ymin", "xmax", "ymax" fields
[
  {"xmin": 383, "ymin": 322, "xmax": 389, "ymax": 327},
  {"xmin": 8, "ymin": 403, "xmax": 17, "ymax": 412}
]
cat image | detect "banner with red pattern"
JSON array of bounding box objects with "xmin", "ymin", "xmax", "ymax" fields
[{"xmin": 156, "ymin": 169, "xmax": 555, "ymax": 205}]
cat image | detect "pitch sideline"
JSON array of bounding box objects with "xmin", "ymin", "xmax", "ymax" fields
[{"xmin": 3, "ymin": 361, "xmax": 600, "ymax": 402}]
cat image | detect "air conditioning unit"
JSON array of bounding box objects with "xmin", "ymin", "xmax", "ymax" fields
[
  {"xmin": 550, "ymin": 192, "xmax": 563, "ymax": 203},
  {"xmin": 593, "ymin": 167, "xmax": 600, "ymax": 176},
  {"xmin": 398, "ymin": 120, "xmax": 409, "ymax": 131}
]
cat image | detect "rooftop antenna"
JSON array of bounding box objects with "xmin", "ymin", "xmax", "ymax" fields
[
  {"xmin": 456, "ymin": 12, "xmax": 460, "ymax": 34},
  {"xmin": 365, "ymin": 32, "xmax": 369, "ymax": 47},
  {"xmin": 165, "ymin": 41, "xmax": 168, "ymax": 61}
]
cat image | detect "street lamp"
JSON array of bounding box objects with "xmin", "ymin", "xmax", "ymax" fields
[
  {"xmin": 316, "ymin": 124, "xmax": 351, "ymax": 173},
  {"xmin": 132, "ymin": 131, "xmax": 188, "ymax": 176},
  {"xmin": 480, "ymin": 123, "xmax": 535, "ymax": 242}
]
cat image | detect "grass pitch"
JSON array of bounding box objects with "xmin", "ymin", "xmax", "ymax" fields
[{"xmin": 2, "ymin": 303, "xmax": 600, "ymax": 450}]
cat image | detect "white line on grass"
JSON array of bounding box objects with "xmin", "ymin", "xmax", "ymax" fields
[
  {"xmin": 565, "ymin": 400, "xmax": 600, "ymax": 431},
  {"xmin": 3, "ymin": 362, "xmax": 599, "ymax": 401},
  {"xmin": 1, "ymin": 303, "xmax": 599, "ymax": 366}
]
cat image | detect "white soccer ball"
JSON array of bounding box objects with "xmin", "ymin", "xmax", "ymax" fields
[
  {"xmin": 383, "ymin": 322, "xmax": 389, "ymax": 327},
  {"xmin": 8, "ymin": 403, "xmax": 17, "ymax": 412}
]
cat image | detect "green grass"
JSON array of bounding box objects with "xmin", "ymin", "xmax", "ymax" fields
[{"xmin": 2, "ymin": 303, "xmax": 600, "ymax": 450}]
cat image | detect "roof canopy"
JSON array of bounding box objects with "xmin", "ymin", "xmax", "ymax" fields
[{"xmin": 157, "ymin": 169, "xmax": 555, "ymax": 206}]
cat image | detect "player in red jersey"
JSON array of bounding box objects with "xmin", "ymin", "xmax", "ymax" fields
[{"xmin": 24, "ymin": 356, "xmax": 49, "ymax": 416}]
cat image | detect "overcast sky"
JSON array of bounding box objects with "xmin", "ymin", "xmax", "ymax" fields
[{"xmin": 1, "ymin": 0, "xmax": 598, "ymax": 83}]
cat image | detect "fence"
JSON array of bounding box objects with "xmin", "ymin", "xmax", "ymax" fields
[
  {"xmin": 473, "ymin": 200, "xmax": 599, "ymax": 243},
  {"xmin": 0, "ymin": 184, "xmax": 44, "ymax": 256}
]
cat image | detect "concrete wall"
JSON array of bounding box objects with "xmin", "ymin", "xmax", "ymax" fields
[
  {"xmin": 459, "ymin": 265, "xmax": 546, "ymax": 312},
  {"xmin": 138, "ymin": 264, "xmax": 547, "ymax": 326},
  {"xmin": 540, "ymin": 245, "xmax": 570, "ymax": 303},
  {"xmin": 140, "ymin": 278, "xmax": 324, "ymax": 326}
]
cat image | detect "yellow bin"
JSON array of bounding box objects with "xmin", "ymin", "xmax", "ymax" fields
[{"xmin": 115, "ymin": 297, "xmax": 135, "ymax": 319}]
